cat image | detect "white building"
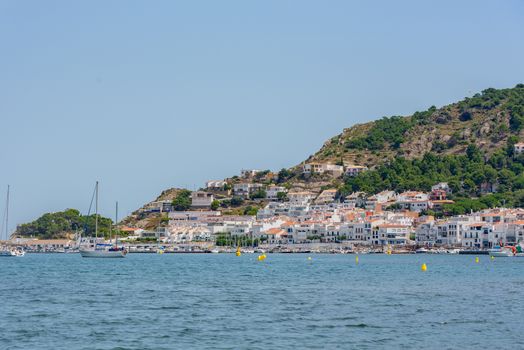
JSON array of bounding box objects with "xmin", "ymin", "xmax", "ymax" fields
[
  {"xmin": 396, "ymin": 192, "xmax": 431, "ymax": 212},
  {"xmin": 345, "ymin": 165, "xmax": 368, "ymax": 177},
  {"xmin": 206, "ymin": 180, "xmax": 227, "ymax": 190},
  {"xmin": 415, "ymin": 221, "xmax": 437, "ymax": 245},
  {"xmin": 366, "ymin": 191, "xmax": 397, "ymax": 209},
  {"xmin": 142, "ymin": 200, "xmax": 173, "ymax": 213},
  {"xmin": 315, "ymin": 189, "xmax": 338, "ymax": 204},
  {"xmin": 288, "ymin": 192, "xmax": 314, "ymax": 204},
  {"xmin": 514, "ymin": 142, "xmax": 524, "ymax": 154},
  {"xmin": 241, "ymin": 169, "xmax": 261, "ymax": 177},
  {"xmin": 462, "ymin": 223, "xmax": 491, "ymax": 249},
  {"xmin": 233, "ymin": 183, "xmax": 263, "ymax": 197},
  {"xmin": 266, "ymin": 185, "xmax": 287, "ymax": 200},
  {"xmin": 371, "ymin": 224, "xmax": 410, "ymax": 245},
  {"xmin": 191, "ymin": 191, "xmax": 214, "ymax": 207},
  {"xmin": 303, "ymin": 163, "xmax": 344, "ymax": 177},
  {"xmin": 431, "ymin": 182, "xmax": 451, "ymax": 193}
]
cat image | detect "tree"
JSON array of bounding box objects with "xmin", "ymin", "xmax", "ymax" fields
[
  {"xmin": 466, "ymin": 144, "xmax": 482, "ymax": 162},
  {"xmin": 230, "ymin": 196, "xmax": 244, "ymax": 206},
  {"xmin": 211, "ymin": 200, "xmax": 220, "ymax": 211},
  {"xmin": 277, "ymin": 168, "xmax": 291, "ymax": 183},
  {"xmin": 250, "ymin": 189, "xmax": 267, "ymax": 200},
  {"xmin": 276, "ymin": 191, "xmax": 288, "ymax": 201},
  {"xmin": 243, "ymin": 206, "xmax": 259, "ymax": 216},
  {"xmin": 172, "ymin": 190, "xmax": 192, "ymax": 211},
  {"xmin": 15, "ymin": 209, "xmax": 113, "ymax": 239}
]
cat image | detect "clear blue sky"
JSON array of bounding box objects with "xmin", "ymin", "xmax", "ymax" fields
[{"xmin": 1, "ymin": 0, "xmax": 523, "ymax": 234}]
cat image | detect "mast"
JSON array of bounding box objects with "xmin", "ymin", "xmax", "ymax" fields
[
  {"xmin": 95, "ymin": 181, "xmax": 99, "ymax": 239},
  {"xmin": 5, "ymin": 185, "xmax": 9, "ymax": 241},
  {"xmin": 115, "ymin": 201, "xmax": 118, "ymax": 246}
]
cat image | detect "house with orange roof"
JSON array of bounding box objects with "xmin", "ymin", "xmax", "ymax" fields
[{"xmin": 259, "ymin": 228, "xmax": 286, "ymax": 244}]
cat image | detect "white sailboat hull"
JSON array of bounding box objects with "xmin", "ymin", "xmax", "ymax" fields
[
  {"xmin": 79, "ymin": 249, "xmax": 126, "ymax": 258},
  {"xmin": 489, "ymin": 250, "xmax": 514, "ymax": 257},
  {"xmin": 0, "ymin": 249, "xmax": 25, "ymax": 257}
]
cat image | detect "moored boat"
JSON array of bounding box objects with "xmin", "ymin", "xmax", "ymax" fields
[
  {"xmin": 79, "ymin": 182, "xmax": 127, "ymax": 258},
  {"xmin": 0, "ymin": 247, "xmax": 25, "ymax": 257},
  {"xmin": 488, "ymin": 245, "xmax": 515, "ymax": 257},
  {"xmin": 79, "ymin": 244, "xmax": 126, "ymax": 258},
  {"xmin": 0, "ymin": 186, "xmax": 25, "ymax": 257}
]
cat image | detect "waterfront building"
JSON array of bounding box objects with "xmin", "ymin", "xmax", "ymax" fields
[{"xmin": 371, "ymin": 224, "xmax": 410, "ymax": 245}]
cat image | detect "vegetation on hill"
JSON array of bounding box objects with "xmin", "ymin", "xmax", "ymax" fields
[
  {"xmin": 340, "ymin": 139, "xmax": 524, "ymax": 215},
  {"xmin": 172, "ymin": 189, "xmax": 192, "ymax": 211},
  {"xmin": 118, "ymin": 84, "xmax": 524, "ymax": 227},
  {"xmin": 15, "ymin": 209, "xmax": 114, "ymax": 239},
  {"xmin": 310, "ymin": 84, "xmax": 524, "ymax": 167}
]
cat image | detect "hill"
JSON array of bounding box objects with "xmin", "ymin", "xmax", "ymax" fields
[
  {"xmin": 14, "ymin": 209, "xmax": 113, "ymax": 239},
  {"xmin": 307, "ymin": 84, "xmax": 524, "ymax": 167},
  {"xmin": 15, "ymin": 85, "xmax": 524, "ymax": 236},
  {"xmin": 126, "ymin": 84, "xmax": 524, "ymax": 223}
]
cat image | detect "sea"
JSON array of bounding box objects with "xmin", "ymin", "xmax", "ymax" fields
[{"xmin": 1, "ymin": 253, "xmax": 523, "ymax": 350}]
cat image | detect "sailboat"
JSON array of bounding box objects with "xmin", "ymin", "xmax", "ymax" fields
[
  {"xmin": 79, "ymin": 182, "xmax": 127, "ymax": 258},
  {"xmin": 0, "ymin": 185, "xmax": 24, "ymax": 257}
]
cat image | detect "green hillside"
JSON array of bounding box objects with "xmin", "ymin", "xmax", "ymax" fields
[
  {"xmin": 14, "ymin": 209, "xmax": 114, "ymax": 239},
  {"xmin": 309, "ymin": 84, "xmax": 524, "ymax": 167}
]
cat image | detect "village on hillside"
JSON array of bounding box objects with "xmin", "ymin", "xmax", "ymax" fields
[{"xmin": 13, "ymin": 147, "xmax": 524, "ymax": 253}]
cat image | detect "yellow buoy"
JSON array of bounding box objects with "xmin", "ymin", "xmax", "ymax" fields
[
  {"xmin": 355, "ymin": 255, "xmax": 359, "ymax": 264},
  {"xmin": 475, "ymin": 257, "xmax": 479, "ymax": 263},
  {"xmin": 258, "ymin": 254, "xmax": 266, "ymax": 261},
  {"xmin": 236, "ymin": 251, "xmax": 241, "ymax": 257},
  {"xmin": 491, "ymin": 255, "xmax": 495, "ymax": 261},
  {"xmin": 421, "ymin": 263, "xmax": 427, "ymax": 271},
  {"xmin": 307, "ymin": 256, "xmax": 312, "ymax": 261}
]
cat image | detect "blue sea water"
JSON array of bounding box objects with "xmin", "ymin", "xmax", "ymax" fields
[{"xmin": 1, "ymin": 253, "xmax": 523, "ymax": 350}]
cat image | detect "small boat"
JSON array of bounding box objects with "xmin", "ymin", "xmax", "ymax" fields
[
  {"xmin": 459, "ymin": 249, "xmax": 489, "ymax": 255},
  {"xmin": 0, "ymin": 186, "xmax": 25, "ymax": 258},
  {"xmin": 79, "ymin": 241, "xmax": 127, "ymax": 258},
  {"xmin": 0, "ymin": 247, "xmax": 25, "ymax": 257},
  {"xmin": 79, "ymin": 182, "xmax": 127, "ymax": 258},
  {"xmin": 488, "ymin": 245, "xmax": 515, "ymax": 257},
  {"xmin": 416, "ymin": 248, "xmax": 429, "ymax": 254}
]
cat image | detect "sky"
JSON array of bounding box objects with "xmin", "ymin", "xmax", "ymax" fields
[{"xmin": 1, "ymin": 0, "xmax": 524, "ymax": 236}]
